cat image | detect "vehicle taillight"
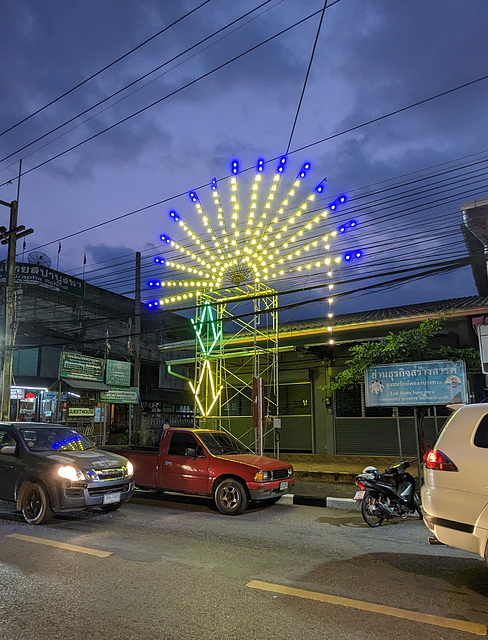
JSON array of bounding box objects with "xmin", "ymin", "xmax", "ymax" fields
[
  {"xmin": 424, "ymin": 449, "xmax": 458, "ymax": 471},
  {"xmin": 355, "ymin": 480, "xmax": 365, "ymax": 490}
]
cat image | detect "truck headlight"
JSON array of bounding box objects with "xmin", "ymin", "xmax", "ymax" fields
[
  {"xmin": 254, "ymin": 470, "xmax": 270, "ymax": 482},
  {"xmin": 126, "ymin": 461, "xmax": 134, "ymax": 477},
  {"xmin": 58, "ymin": 465, "xmax": 85, "ymax": 482},
  {"xmin": 287, "ymin": 468, "xmax": 293, "ymax": 477}
]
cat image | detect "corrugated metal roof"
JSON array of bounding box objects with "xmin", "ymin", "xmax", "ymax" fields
[{"xmin": 281, "ymin": 296, "xmax": 488, "ymax": 333}]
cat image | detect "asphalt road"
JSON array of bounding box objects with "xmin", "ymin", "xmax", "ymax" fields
[{"xmin": 0, "ymin": 494, "xmax": 487, "ymax": 640}]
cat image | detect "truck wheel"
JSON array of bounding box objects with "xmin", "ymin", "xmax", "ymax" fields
[
  {"xmin": 20, "ymin": 481, "xmax": 53, "ymax": 525},
  {"xmin": 101, "ymin": 503, "xmax": 122, "ymax": 513},
  {"xmin": 214, "ymin": 479, "xmax": 249, "ymax": 515}
]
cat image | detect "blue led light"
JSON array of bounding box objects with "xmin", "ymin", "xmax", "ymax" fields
[
  {"xmin": 231, "ymin": 160, "xmax": 239, "ymax": 174},
  {"xmin": 330, "ymin": 204, "xmax": 336, "ymax": 211},
  {"xmin": 349, "ymin": 220, "xmax": 357, "ymax": 228},
  {"xmin": 339, "ymin": 195, "xmax": 347, "ymax": 203},
  {"xmin": 154, "ymin": 256, "xmax": 165, "ymax": 264},
  {"xmin": 189, "ymin": 191, "xmax": 199, "ymax": 203},
  {"xmin": 169, "ymin": 210, "xmax": 181, "ymax": 222},
  {"xmin": 257, "ymin": 158, "xmax": 265, "ymax": 172},
  {"xmin": 315, "ymin": 181, "xmax": 325, "ymax": 193},
  {"xmin": 343, "ymin": 249, "xmax": 362, "ymax": 262},
  {"xmin": 211, "ymin": 178, "xmax": 218, "ymax": 190},
  {"xmin": 160, "ymin": 235, "xmax": 171, "ymax": 243},
  {"xmin": 147, "ymin": 302, "xmax": 154, "ymax": 308},
  {"xmin": 339, "ymin": 226, "xmax": 346, "ymax": 233},
  {"xmin": 277, "ymin": 156, "xmax": 287, "ymax": 173}
]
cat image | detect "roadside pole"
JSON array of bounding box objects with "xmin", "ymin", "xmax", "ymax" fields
[
  {"xmin": 132, "ymin": 251, "xmax": 141, "ymax": 442},
  {"xmin": 0, "ymin": 161, "xmax": 34, "ymax": 420}
]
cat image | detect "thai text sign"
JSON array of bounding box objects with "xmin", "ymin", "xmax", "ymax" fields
[
  {"xmin": 365, "ymin": 360, "xmax": 468, "ymax": 406},
  {"xmin": 100, "ymin": 387, "xmax": 140, "ymax": 404},
  {"xmin": 106, "ymin": 359, "xmax": 131, "ymax": 387},
  {"xmin": 0, "ymin": 262, "xmax": 85, "ymax": 298},
  {"xmin": 59, "ymin": 352, "xmax": 104, "ymax": 382}
]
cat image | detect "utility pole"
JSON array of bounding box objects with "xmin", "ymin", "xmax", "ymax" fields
[
  {"xmin": 0, "ymin": 161, "xmax": 34, "ymax": 420},
  {"xmin": 132, "ymin": 251, "xmax": 141, "ymax": 438}
]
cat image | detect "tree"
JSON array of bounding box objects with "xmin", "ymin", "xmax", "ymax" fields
[{"xmin": 324, "ymin": 317, "xmax": 481, "ymax": 456}]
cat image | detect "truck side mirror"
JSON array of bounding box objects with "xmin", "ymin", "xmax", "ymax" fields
[
  {"xmin": 0, "ymin": 444, "xmax": 17, "ymax": 456},
  {"xmin": 185, "ymin": 447, "xmax": 197, "ymax": 458}
]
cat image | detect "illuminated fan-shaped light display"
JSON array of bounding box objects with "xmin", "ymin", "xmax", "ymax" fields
[{"xmin": 147, "ymin": 156, "xmax": 360, "ymax": 344}]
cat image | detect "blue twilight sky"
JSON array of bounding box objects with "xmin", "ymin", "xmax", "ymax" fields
[{"xmin": 0, "ymin": 0, "xmax": 487, "ymax": 323}]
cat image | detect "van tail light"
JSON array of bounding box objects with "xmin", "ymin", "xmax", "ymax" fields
[
  {"xmin": 424, "ymin": 449, "xmax": 458, "ymax": 471},
  {"xmin": 355, "ymin": 480, "xmax": 365, "ymax": 490}
]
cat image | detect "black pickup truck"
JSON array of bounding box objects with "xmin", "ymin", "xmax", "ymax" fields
[{"xmin": 0, "ymin": 422, "xmax": 134, "ymax": 524}]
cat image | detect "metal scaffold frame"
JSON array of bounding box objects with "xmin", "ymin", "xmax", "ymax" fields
[{"xmin": 193, "ymin": 283, "xmax": 279, "ymax": 455}]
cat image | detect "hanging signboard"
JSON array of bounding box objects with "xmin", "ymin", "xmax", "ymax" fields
[
  {"xmin": 67, "ymin": 407, "xmax": 95, "ymax": 419},
  {"xmin": 365, "ymin": 360, "xmax": 468, "ymax": 407},
  {"xmin": 105, "ymin": 359, "xmax": 131, "ymax": 387},
  {"xmin": 59, "ymin": 352, "xmax": 104, "ymax": 382},
  {"xmin": 99, "ymin": 387, "xmax": 140, "ymax": 404}
]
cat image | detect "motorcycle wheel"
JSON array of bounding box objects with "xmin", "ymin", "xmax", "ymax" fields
[{"xmin": 361, "ymin": 492, "xmax": 384, "ymax": 527}]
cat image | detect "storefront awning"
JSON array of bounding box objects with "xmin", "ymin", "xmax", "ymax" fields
[
  {"xmin": 50, "ymin": 378, "xmax": 111, "ymax": 392},
  {"xmin": 12, "ymin": 376, "xmax": 57, "ymax": 390},
  {"xmin": 140, "ymin": 389, "xmax": 193, "ymax": 405}
]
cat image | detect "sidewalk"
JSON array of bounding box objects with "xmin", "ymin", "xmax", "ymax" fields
[{"xmin": 280, "ymin": 453, "xmax": 405, "ymax": 509}]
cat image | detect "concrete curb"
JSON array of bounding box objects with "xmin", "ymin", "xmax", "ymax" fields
[{"xmin": 282, "ymin": 494, "xmax": 359, "ymax": 510}]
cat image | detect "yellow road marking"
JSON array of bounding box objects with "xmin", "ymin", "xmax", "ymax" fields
[
  {"xmin": 246, "ymin": 580, "xmax": 487, "ymax": 636},
  {"xmin": 6, "ymin": 534, "xmax": 112, "ymax": 558}
]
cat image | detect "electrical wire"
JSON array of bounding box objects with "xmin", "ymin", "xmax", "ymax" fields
[{"xmin": 0, "ymin": 0, "xmax": 213, "ymax": 139}]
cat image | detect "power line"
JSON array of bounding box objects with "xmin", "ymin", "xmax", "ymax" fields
[
  {"xmin": 0, "ymin": 0, "xmax": 280, "ymax": 167},
  {"xmin": 0, "ymin": 0, "xmax": 213, "ymax": 139}
]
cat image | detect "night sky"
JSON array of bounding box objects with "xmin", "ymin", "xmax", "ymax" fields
[{"xmin": 0, "ymin": 0, "xmax": 487, "ymax": 321}]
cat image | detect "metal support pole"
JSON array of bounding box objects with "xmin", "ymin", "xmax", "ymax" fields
[
  {"xmin": 395, "ymin": 407, "xmax": 403, "ymax": 461},
  {"xmin": 413, "ymin": 408, "xmax": 422, "ymax": 487}
]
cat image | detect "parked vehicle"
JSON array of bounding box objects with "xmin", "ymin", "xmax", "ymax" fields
[
  {"xmin": 354, "ymin": 460, "xmax": 422, "ymax": 527},
  {"xmin": 0, "ymin": 422, "xmax": 134, "ymax": 524},
  {"xmin": 422, "ymin": 403, "xmax": 488, "ymax": 567},
  {"xmin": 107, "ymin": 427, "xmax": 294, "ymax": 515}
]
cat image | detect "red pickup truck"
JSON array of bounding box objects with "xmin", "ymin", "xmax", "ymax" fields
[{"xmin": 111, "ymin": 427, "xmax": 294, "ymax": 515}]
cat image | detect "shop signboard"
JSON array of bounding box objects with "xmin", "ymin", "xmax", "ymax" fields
[
  {"xmin": 59, "ymin": 352, "xmax": 104, "ymax": 382},
  {"xmin": 105, "ymin": 359, "xmax": 131, "ymax": 387},
  {"xmin": 100, "ymin": 387, "xmax": 140, "ymax": 405},
  {"xmin": 365, "ymin": 360, "xmax": 468, "ymax": 407},
  {"xmin": 67, "ymin": 407, "xmax": 95, "ymax": 419},
  {"xmin": 0, "ymin": 262, "xmax": 85, "ymax": 298}
]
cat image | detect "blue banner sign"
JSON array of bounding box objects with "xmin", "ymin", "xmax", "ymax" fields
[{"xmin": 365, "ymin": 360, "xmax": 468, "ymax": 406}]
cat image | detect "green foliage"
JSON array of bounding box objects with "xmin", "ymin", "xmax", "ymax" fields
[{"xmin": 324, "ymin": 317, "xmax": 481, "ymax": 392}]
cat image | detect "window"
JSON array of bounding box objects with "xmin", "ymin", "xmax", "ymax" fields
[
  {"xmin": 0, "ymin": 428, "xmax": 17, "ymax": 452},
  {"xmin": 474, "ymin": 415, "xmax": 488, "ymax": 448},
  {"xmin": 168, "ymin": 432, "xmax": 201, "ymax": 457}
]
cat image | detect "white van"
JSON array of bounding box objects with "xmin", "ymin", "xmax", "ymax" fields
[{"xmin": 421, "ymin": 403, "xmax": 488, "ymax": 567}]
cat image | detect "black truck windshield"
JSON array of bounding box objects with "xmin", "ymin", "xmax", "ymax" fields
[
  {"xmin": 19, "ymin": 427, "xmax": 95, "ymax": 452},
  {"xmin": 198, "ymin": 432, "xmax": 248, "ymax": 455}
]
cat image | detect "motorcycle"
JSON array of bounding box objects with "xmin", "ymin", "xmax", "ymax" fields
[{"xmin": 354, "ymin": 460, "xmax": 423, "ymax": 527}]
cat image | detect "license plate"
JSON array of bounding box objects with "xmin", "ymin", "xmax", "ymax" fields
[
  {"xmin": 354, "ymin": 490, "xmax": 365, "ymax": 500},
  {"xmin": 279, "ymin": 481, "xmax": 288, "ymax": 491},
  {"xmin": 103, "ymin": 492, "xmax": 121, "ymax": 505}
]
